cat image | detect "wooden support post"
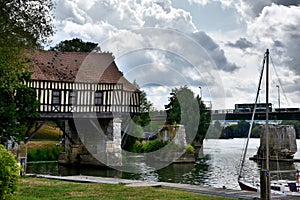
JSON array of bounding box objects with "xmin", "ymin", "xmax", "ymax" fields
[{"xmin": 24, "ymin": 121, "xmax": 46, "ymax": 144}]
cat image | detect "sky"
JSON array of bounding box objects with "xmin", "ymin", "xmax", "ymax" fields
[{"xmin": 50, "ymin": 0, "xmax": 300, "ymax": 110}]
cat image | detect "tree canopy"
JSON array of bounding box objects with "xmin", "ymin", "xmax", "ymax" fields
[
  {"xmin": 165, "ymin": 86, "xmax": 211, "ymax": 143},
  {"xmin": 50, "ymin": 38, "xmax": 99, "ymax": 52},
  {"xmin": 0, "ymin": 0, "xmax": 54, "ymax": 146},
  {"xmin": 0, "ymin": 0, "xmax": 54, "ymax": 47}
]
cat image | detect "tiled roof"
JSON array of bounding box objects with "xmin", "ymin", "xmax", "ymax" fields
[{"xmin": 28, "ymin": 50, "xmax": 138, "ymax": 91}]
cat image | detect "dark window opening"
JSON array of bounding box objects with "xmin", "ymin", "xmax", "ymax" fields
[
  {"xmin": 69, "ymin": 90, "xmax": 77, "ymax": 105},
  {"xmin": 52, "ymin": 90, "xmax": 61, "ymax": 105},
  {"xmin": 95, "ymin": 91, "xmax": 103, "ymax": 106}
]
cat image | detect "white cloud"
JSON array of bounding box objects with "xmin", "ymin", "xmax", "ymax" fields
[
  {"xmin": 235, "ymin": 0, "xmax": 300, "ymax": 22},
  {"xmin": 187, "ymin": 0, "xmax": 209, "ymax": 6},
  {"xmin": 55, "ymin": 0, "xmax": 92, "ymax": 24},
  {"xmin": 248, "ymin": 4, "xmax": 300, "ymax": 75},
  {"xmin": 143, "ymin": 85, "xmax": 171, "ymax": 109},
  {"xmin": 187, "ymin": 0, "xmax": 233, "ymax": 7}
]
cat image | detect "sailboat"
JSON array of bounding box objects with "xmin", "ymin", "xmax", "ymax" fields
[{"xmin": 238, "ymin": 49, "xmax": 300, "ymax": 197}]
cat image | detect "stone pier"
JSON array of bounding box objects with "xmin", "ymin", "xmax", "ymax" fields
[
  {"xmin": 106, "ymin": 118, "xmax": 122, "ymax": 166},
  {"xmin": 158, "ymin": 125, "xmax": 187, "ymax": 147},
  {"xmin": 157, "ymin": 125, "xmax": 195, "ymax": 163},
  {"xmin": 60, "ymin": 118, "xmax": 122, "ymax": 167},
  {"xmin": 257, "ymin": 125, "xmax": 297, "ymax": 159}
]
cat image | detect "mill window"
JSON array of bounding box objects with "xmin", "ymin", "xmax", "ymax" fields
[
  {"xmin": 95, "ymin": 91, "xmax": 103, "ymax": 106},
  {"xmin": 69, "ymin": 90, "xmax": 77, "ymax": 105},
  {"xmin": 52, "ymin": 90, "xmax": 61, "ymax": 105}
]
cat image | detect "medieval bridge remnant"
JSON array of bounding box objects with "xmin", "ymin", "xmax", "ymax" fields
[{"xmin": 26, "ymin": 50, "xmax": 140, "ymax": 166}]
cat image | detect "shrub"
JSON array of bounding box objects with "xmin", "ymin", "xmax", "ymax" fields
[
  {"xmin": 130, "ymin": 140, "xmax": 167, "ymax": 153},
  {"xmin": 185, "ymin": 144, "xmax": 195, "ymax": 154},
  {"xmin": 130, "ymin": 141, "xmax": 143, "ymax": 153},
  {"xmin": 0, "ymin": 144, "xmax": 19, "ymax": 200},
  {"xmin": 27, "ymin": 146, "xmax": 64, "ymax": 162},
  {"xmin": 143, "ymin": 140, "xmax": 166, "ymax": 153}
]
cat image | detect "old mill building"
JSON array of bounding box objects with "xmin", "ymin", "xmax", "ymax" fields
[{"xmin": 26, "ymin": 50, "xmax": 141, "ymax": 166}]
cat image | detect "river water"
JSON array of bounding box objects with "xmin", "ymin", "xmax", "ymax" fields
[{"xmin": 26, "ymin": 138, "xmax": 300, "ymax": 190}]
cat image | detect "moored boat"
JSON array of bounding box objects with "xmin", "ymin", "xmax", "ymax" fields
[{"xmin": 237, "ymin": 49, "xmax": 300, "ymax": 198}]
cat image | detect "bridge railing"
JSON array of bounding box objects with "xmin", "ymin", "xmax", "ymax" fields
[{"xmin": 211, "ymin": 109, "xmax": 234, "ymax": 114}]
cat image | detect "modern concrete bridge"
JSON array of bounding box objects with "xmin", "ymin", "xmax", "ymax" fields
[
  {"xmin": 150, "ymin": 109, "xmax": 300, "ymax": 121},
  {"xmin": 211, "ymin": 110, "xmax": 300, "ymax": 121}
]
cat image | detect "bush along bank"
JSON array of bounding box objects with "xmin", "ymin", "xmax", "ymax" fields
[
  {"xmin": 0, "ymin": 144, "xmax": 19, "ymax": 199},
  {"xmin": 27, "ymin": 146, "xmax": 64, "ymax": 162}
]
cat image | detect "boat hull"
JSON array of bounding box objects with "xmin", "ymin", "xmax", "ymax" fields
[{"xmin": 238, "ymin": 180, "xmax": 257, "ymax": 192}]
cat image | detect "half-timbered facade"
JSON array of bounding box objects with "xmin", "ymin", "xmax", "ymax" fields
[
  {"xmin": 27, "ymin": 50, "xmax": 140, "ymax": 118},
  {"xmin": 25, "ymin": 50, "xmax": 140, "ymax": 166}
]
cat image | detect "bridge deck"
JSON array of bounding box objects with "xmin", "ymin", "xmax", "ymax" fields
[{"xmin": 212, "ymin": 111, "xmax": 300, "ymax": 121}]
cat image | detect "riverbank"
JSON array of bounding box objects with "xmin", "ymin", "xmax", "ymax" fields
[
  {"xmin": 17, "ymin": 176, "xmax": 234, "ymax": 200},
  {"xmin": 17, "ymin": 175, "xmax": 297, "ymax": 199}
]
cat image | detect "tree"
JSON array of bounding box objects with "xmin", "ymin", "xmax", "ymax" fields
[
  {"xmin": 0, "ymin": 0, "xmax": 54, "ymax": 47},
  {"xmin": 222, "ymin": 124, "xmax": 236, "ymax": 139},
  {"xmin": 0, "ymin": 0, "xmax": 54, "ymax": 146},
  {"xmin": 122, "ymin": 81, "xmax": 153, "ymax": 150},
  {"xmin": 50, "ymin": 38, "xmax": 99, "ymax": 52},
  {"xmin": 196, "ymin": 94, "xmax": 211, "ymax": 142},
  {"xmin": 235, "ymin": 120, "xmax": 250, "ymax": 137},
  {"xmin": 251, "ymin": 124, "xmax": 261, "ymax": 138},
  {"xmin": 206, "ymin": 120, "xmax": 223, "ymax": 139},
  {"xmin": 165, "ymin": 86, "xmax": 211, "ymax": 143}
]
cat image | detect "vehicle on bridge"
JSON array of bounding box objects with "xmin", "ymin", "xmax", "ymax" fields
[{"xmin": 234, "ymin": 103, "xmax": 272, "ymax": 113}]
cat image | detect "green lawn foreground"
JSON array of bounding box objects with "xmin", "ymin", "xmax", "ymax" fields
[{"xmin": 16, "ymin": 177, "xmax": 235, "ymax": 200}]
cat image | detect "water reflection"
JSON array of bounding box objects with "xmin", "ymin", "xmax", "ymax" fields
[
  {"xmin": 26, "ymin": 139, "xmax": 300, "ymax": 190},
  {"xmin": 26, "ymin": 162, "xmax": 58, "ymax": 175}
]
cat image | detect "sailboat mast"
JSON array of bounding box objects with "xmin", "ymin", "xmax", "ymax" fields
[{"xmin": 263, "ymin": 49, "xmax": 271, "ymax": 199}]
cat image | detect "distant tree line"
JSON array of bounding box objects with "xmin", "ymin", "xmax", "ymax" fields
[{"xmin": 207, "ymin": 120, "xmax": 300, "ymax": 139}]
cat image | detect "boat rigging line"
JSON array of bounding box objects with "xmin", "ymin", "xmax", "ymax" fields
[
  {"xmin": 238, "ymin": 52, "xmax": 266, "ymax": 180},
  {"xmin": 269, "ymin": 55, "xmax": 290, "ymax": 107}
]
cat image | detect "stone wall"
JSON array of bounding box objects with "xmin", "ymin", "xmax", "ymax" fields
[
  {"xmin": 158, "ymin": 125, "xmax": 195, "ymax": 163},
  {"xmin": 158, "ymin": 125, "xmax": 187, "ymax": 147}
]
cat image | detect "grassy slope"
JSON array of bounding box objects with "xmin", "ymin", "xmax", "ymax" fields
[
  {"xmin": 25, "ymin": 121, "xmax": 63, "ymax": 153},
  {"xmin": 29, "ymin": 121, "xmax": 63, "ymax": 141},
  {"xmin": 26, "ymin": 141, "xmax": 58, "ymax": 152},
  {"xmin": 16, "ymin": 177, "xmax": 235, "ymax": 200}
]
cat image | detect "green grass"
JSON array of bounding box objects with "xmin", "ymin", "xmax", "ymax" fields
[
  {"xmin": 29, "ymin": 121, "xmax": 63, "ymax": 141},
  {"xmin": 26, "ymin": 141, "xmax": 58, "ymax": 151},
  {"xmin": 16, "ymin": 177, "xmax": 235, "ymax": 200}
]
